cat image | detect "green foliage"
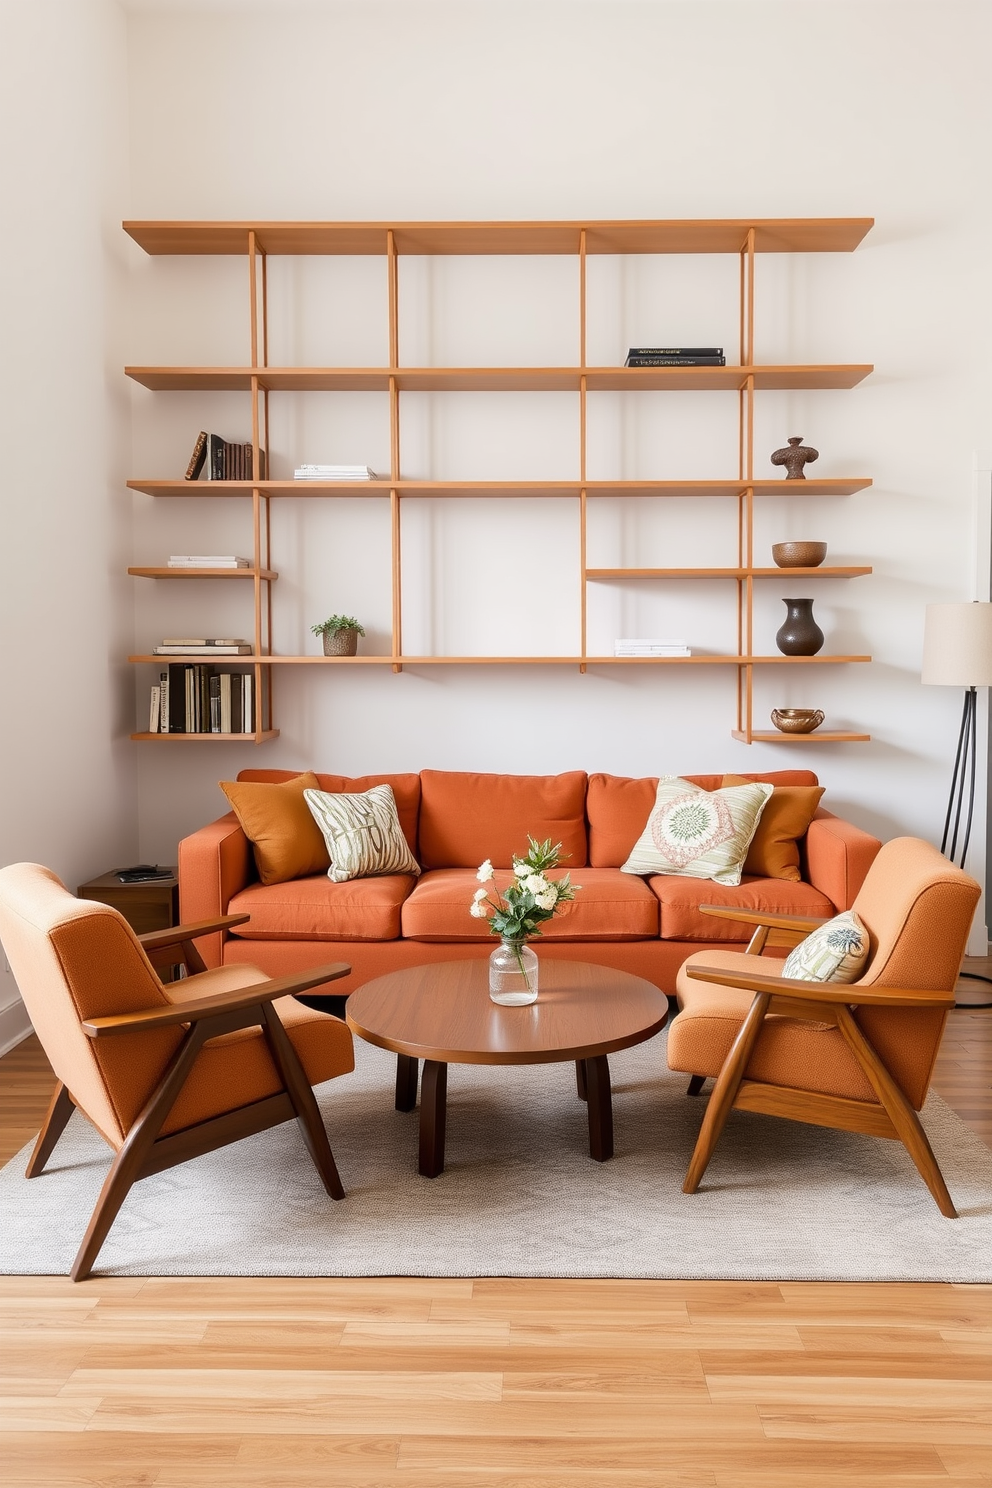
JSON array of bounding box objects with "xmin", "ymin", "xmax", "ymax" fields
[
  {"xmin": 471, "ymin": 835, "xmax": 580, "ymax": 941},
  {"xmin": 310, "ymin": 614, "xmax": 366, "ymax": 637}
]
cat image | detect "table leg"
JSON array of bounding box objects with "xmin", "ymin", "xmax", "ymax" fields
[
  {"xmin": 395, "ymin": 1053, "xmax": 419, "ymax": 1111},
  {"xmin": 584, "ymin": 1055, "xmax": 614, "ymax": 1162},
  {"xmin": 419, "ymin": 1060, "xmax": 448, "ymax": 1178},
  {"xmin": 575, "ymin": 1059, "xmax": 587, "ymax": 1100}
]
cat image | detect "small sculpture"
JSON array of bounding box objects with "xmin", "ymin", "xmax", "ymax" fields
[{"xmin": 771, "ymin": 435, "xmax": 819, "ymax": 480}]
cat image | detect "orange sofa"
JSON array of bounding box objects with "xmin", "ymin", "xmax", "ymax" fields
[{"xmin": 179, "ymin": 768, "xmax": 881, "ymax": 1000}]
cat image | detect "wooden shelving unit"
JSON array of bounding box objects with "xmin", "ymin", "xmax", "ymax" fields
[{"xmin": 124, "ymin": 216, "xmax": 874, "ymax": 743}]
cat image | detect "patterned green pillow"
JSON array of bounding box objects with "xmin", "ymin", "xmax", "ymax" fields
[
  {"xmin": 620, "ymin": 776, "xmax": 773, "ymax": 887},
  {"xmin": 304, "ymin": 784, "xmax": 421, "ymax": 883},
  {"xmin": 782, "ymin": 909, "xmax": 869, "ymax": 984}
]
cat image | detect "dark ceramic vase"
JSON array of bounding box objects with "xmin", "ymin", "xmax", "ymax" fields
[{"xmin": 775, "ymin": 597, "xmax": 824, "ymax": 656}]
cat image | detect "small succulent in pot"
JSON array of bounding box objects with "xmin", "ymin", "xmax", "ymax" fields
[{"xmin": 311, "ymin": 614, "xmax": 366, "ymax": 657}]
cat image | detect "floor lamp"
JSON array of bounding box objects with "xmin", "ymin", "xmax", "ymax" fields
[{"xmin": 922, "ymin": 601, "xmax": 992, "ymax": 1004}]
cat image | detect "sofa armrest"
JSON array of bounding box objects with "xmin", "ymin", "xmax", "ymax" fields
[
  {"xmin": 804, "ymin": 808, "xmax": 881, "ymax": 912},
  {"xmin": 177, "ymin": 812, "xmax": 253, "ymax": 969}
]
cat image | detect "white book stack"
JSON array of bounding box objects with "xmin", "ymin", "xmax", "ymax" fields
[
  {"xmin": 293, "ymin": 464, "xmax": 378, "ymax": 480},
  {"xmin": 614, "ymin": 638, "xmax": 691, "ymax": 657},
  {"xmin": 167, "ymin": 556, "xmax": 251, "ymax": 568}
]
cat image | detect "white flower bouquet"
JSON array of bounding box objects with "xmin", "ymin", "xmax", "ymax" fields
[{"xmin": 469, "ymin": 836, "xmax": 579, "ymax": 940}]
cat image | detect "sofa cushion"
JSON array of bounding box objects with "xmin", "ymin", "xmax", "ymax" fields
[
  {"xmin": 219, "ymin": 771, "xmax": 330, "ymax": 885},
  {"xmin": 402, "ymin": 867, "xmax": 658, "ymax": 942},
  {"xmin": 236, "ymin": 770, "xmax": 421, "ymax": 857},
  {"xmin": 782, "ymin": 909, "xmax": 870, "ymax": 983},
  {"xmin": 418, "ymin": 770, "xmax": 588, "ymax": 869},
  {"xmin": 305, "ymin": 785, "xmax": 421, "ymax": 883},
  {"xmin": 587, "ymin": 770, "xmax": 820, "ymax": 868},
  {"xmin": 722, "ymin": 775, "xmax": 826, "ymax": 882},
  {"xmin": 621, "ymin": 777, "xmax": 774, "ymax": 887},
  {"xmin": 649, "ymin": 873, "xmax": 837, "ymax": 941},
  {"xmin": 227, "ymin": 873, "xmax": 416, "ymax": 941}
]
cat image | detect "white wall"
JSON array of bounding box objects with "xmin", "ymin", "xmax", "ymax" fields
[
  {"xmin": 122, "ymin": 0, "xmax": 992, "ymax": 945},
  {"xmin": 0, "ymin": 0, "xmax": 136, "ymax": 1048}
]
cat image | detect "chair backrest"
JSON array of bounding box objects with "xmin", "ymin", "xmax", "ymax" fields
[
  {"xmin": 850, "ymin": 837, "xmax": 980, "ymax": 1108},
  {"xmin": 0, "ymin": 864, "xmax": 182, "ymax": 1147}
]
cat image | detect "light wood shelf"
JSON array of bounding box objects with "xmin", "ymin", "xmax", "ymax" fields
[
  {"xmin": 125, "ymin": 363, "xmax": 872, "ymax": 394},
  {"xmin": 128, "ymin": 567, "xmax": 277, "ymax": 580},
  {"xmin": 128, "ymin": 477, "xmax": 873, "ymax": 501},
  {"xmin": 129, "ymin": 730, "xmax": 279, "ymax": 743},
  {"xmin": 733, "ymin": 730, "xmax": 871, "ymax": 744},
  {"xmin": 124, "ymin": 215, "xmax": 874, "ymax": 743}
]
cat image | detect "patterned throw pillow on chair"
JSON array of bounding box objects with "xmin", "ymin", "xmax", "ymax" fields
[
  {"xmin": 620, "ymin": 776, "xmax": 773, "ymax": 886},
  {"xmin": 304, "ymin": 784, "xmax": 421, "ymax": 883},
  {"xmin": 782, "ymin": 909, "xmax": 869, "ymax": 983}
]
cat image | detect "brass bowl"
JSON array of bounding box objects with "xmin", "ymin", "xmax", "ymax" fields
[
  {"xmin": 771, "ymin": 708, "xmax": 825, "ymax": 734},
  {"xmin": 771, "ymin": 541, "xmax": 827, "ymax": 569}
]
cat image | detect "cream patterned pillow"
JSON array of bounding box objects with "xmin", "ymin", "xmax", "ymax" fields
[
  {"xmin": 782, "ymin": 909, "xmax": 869, "ymax": 984},
  {"xmin": 620, "ymin": 776, "xmax": 773, "ymax": 887},
  {"xmin": 304, "ymin": 785, "xmax": 421, "ymax": 883}
]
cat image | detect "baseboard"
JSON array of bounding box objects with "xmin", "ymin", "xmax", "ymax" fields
[{"xmin": 0, "ymin": 996, "xmax": 33, "ymax": 1057}]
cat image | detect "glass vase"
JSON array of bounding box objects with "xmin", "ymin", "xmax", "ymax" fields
[{"xmin": 489, "ymin": 938, "xmax": 539, "ymax": 1006}]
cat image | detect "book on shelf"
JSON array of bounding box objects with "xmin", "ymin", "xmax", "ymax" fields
[
  {"xmin": 152, "ymin": 663, "xmax": 260, "ymax": 734},
  {"xmin": 184, "ymin": 431, "xmax": 266, "ymax": 481},
  {"xmin": 625, "ymin": 355, "xmax": 726, "ymax": 367},
  {"xmin": 627, "ymin": 348, "xmax": 723, "ymax": 358},
  {"xmin": 148, "ymin": 685, "xmax": 161, "ymax": 733},
  {"xmin": 167, "ymin": 556, "xmax": 251, "ymax": 568},
  {"xmin": 613, "ymin": 639, "xmax": 691, "ymax": 657},
  {"xmin": 293, "ymin": 464, "xmax": 379, "ymax": 480},
  {"xmin": 154, "ymin": 638, "xmax": 252, "ymax": 655}
]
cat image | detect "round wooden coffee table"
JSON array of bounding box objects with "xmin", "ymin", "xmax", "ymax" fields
[{"xmin": 346, "ymin": 958, "xmax": 668, "ymax": 1177}]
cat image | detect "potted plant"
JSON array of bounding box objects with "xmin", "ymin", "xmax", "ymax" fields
[{"xmin": 311, "ymin": 614, "xmax": 366, "ymax": 657}]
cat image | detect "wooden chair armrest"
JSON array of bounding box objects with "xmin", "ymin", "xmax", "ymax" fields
[
  {"xmin": 81, "ymin": 963, "xmax": 351, "ymax": 1037},
  {"xmin": 684, "ymin": 962, "xmax": 955, "ymax": 1009},
  {"xmin": 137, "ymin": 914, "xmax": 250, "ymax": 951},
  {"xmin": 698, "ymin": 905, "xmax": 829, "ymax": 933}
]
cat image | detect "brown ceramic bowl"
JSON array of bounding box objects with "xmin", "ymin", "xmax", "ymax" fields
[
  {"xmin": 771, "ymin": 541, "xmax": 827, "ymax": 569},
  {"xmin": 771, "ymin": 708, "xmax": 825, "ymax": 734}
]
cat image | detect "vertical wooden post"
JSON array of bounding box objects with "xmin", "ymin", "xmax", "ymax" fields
[
  {"xmin": 387, "ymin": 233, "xmax": 403, "ymax": 672},
  {"xmin": 579, "ymin": 231, "xmax": 588, "ymax": 672}
]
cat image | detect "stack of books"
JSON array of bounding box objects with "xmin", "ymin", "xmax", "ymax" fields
[
  {"xmin": 167, "ymin": 556, "xmax": 251, "ymax": 569},
  {"xmin": 185, "ymin": 432, "xmax": 267, "ymax": 481},
  {"xmin": 293, "ymin": 464, "xmax": 379, "ymax": 481},
  {"xmin": 614, "ymin": 639, "xmax": 691, "ymax": 657},
  {"xmin": 153, "ymin": 638, "xmax": 253, "ymax": 655},
  {"xmin": 149, "ymin": 665, "xmax": 259, "ymax": 734},
  {"xmin": 624, "ymin": 347, "xmax": 725, "ymax": 367}
]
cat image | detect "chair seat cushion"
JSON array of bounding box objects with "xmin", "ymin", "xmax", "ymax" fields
[
  {"xmin": 669, "ymin": 950, "xmax": 875, "ymax": 1102},
  {"xmin": 227, "ymin": 874, "xmax": 417, "ymax": 941},
  {"xmin": 401, "ymin": 867, "xmax": 659, "ymax": 942},
  {"xmin": 160, "ymin": 965, "xmax": 355, "ymax": 1135},
  {"xmin": 649, "ymin": 874, "xmax": 836, "ymax": 941}
]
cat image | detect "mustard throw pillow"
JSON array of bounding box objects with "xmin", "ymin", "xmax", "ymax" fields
[
  {"xmin": 220, "ymin": 771, "xmax": 331, "ymax": 885},
  {"xmin": 722, "ymin": 775, "xmax": 825, "ymax": 881}
]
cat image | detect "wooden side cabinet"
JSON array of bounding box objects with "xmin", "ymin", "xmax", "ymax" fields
[{"xmin": 77, "ymin": 870, "xmax": 179, "ymax": 936}]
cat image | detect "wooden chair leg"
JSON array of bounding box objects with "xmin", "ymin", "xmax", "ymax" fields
[
  {"xmin": 261, "ymin": 1004, "xmax": 345, "ymax": 1200},
  {"xmin": 836, "ymin": 1007, "xmax": 957, "ymax": 1218},
  {"xmin": 683, "ymin": 992, "xmax": 771, "ymax": 1194},
  {"xmin": 71, "ymin": 1023, "xmax": 213, "ymax": 1281},
  {"xmin": 686, "ymin": 1074, "xmax": 707, "ymax": 1097},
  {"xmin": 26, "ymin": 1083, "xmax": 76, "ymax": 1178}
]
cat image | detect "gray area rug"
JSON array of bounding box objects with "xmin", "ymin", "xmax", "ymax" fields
[{"xmin": 2, "ymin": 1033, "xmax": 991, "ymax": 1281}]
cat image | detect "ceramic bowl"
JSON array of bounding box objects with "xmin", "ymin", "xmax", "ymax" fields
[
  {"xmin": 771, "ymin": 708, "xmax": 825, "ymax": 734},
  {"xmin": 771, "ymin": 541, "xmax": 827, "ymax": 569}
]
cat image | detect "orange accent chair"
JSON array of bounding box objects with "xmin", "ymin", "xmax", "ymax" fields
[
  {"xmin": 0, "ymin": 863, "xmax": 355, "ymax": 1280},
  {"xmin": 667, "ymin": 837, "xmax": 980, "ymax": 1216}
]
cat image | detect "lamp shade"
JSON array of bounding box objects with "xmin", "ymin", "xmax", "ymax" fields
[{"xmin": 922, "ymin": 602, "xmax": 992, "ymax": 686}]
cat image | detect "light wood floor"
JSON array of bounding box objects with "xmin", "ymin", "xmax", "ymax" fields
[{"xmin": 1, "ymin": 981, "xmax": 990, "ymax": 1487}]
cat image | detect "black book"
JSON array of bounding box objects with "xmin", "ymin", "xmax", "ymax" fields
[
  {"xmin": 207, "ymin": 432, "xmax": 226, "ymax": 481},
  {"xmin": 184, "ymin": 430, "xmax": 208, "ymax": 480},
  {"xmin": 168, "ymin": 663, "xmax": 187, "ymax": 733},
  {"xmin": 627, "ymin": 347, "xmax": 723, "ymax": 357},
  {"xmin": 625, "ymin": 355, "xmax": 726, "ymax": 367}
]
